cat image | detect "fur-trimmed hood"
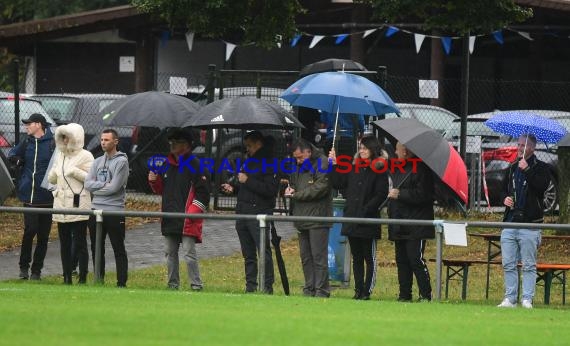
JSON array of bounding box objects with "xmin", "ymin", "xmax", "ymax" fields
[{"xmin": 55, "ymin": 123, "xmax": 85, "ymax": 155}]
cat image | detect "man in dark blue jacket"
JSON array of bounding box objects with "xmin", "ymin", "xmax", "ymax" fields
[{"xmin": 8, "ymin": 113, "xmax": 55, "ymax": 280}]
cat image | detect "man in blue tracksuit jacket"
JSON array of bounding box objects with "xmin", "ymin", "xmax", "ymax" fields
[{"xmin": 8, "ymin": 113, "xmax": 55, "ymax": 280}]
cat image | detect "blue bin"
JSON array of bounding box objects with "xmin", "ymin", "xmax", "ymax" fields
[{"xmin": 328, "ymin": 198, "xmax": 350, "ymax": 285}]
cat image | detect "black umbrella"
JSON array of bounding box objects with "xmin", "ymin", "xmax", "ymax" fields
[
  {"xmin": 299, "ymin": 58, "xmax": 367, "ymax": 77},
  {"xmin": 183, "ymin": 96, "xmax": 304, "ymax": 129},
  {"xmin": 270, "ymin": 222, "xmax": 290, "ymax": 295},
  {"xmin": 100, "ymin": 91, "xmax": 201, "ymax": 127}
]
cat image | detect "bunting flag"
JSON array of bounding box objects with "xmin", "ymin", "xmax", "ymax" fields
[
  {"xmin": 309, "ymin": 35, "xmax": 325, "ymax": 49},
  {"xmin": 225, "ymin": 42, "xmax": 237, "ymax": 61},
  {"xmin": 492, "ymin": 30, "xmax": 504, "ymax": 45},
  {"xmin": 290, "ymin": 34, "xmax": 302, "ymax": 47},
  {"xmin": 363, "ymin": 28, "xmax": 377, "ymax": 38},
  {"xmin": 441, "ymin": 37, "xmax": 452, "ymax": 55},
  {"xmin": 160, "ymin": 31, "xmax": 170, "ymax": 47},
  {"xmin": 414, "ymin": 33, "xmax": 425, "ymax": 53},
  {"xmin": 385, "ymin": 26, "xmax": 400, "ymax": 38},
  {"xmin": 335, "ymin": 34, "xmax": 349, "ymax": 45},
  {"xmin": 185, "ymin": 31, "xmax": 195, "ymax": 52},
  {"xmin": 469, "ymin": 36, "xmax": 476, "ymax": 54},
  {"xmin": 517, "ymin": 31, "xmax": 534, "ymax": 41},
  {"xmin": 275, "ymin": 34, "xmax": 283, "ymax": 48}
]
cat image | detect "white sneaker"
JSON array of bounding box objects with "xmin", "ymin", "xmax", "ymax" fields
[
  {"xmin": 497, "ymin": 298, "xmax": 517, "ymax": 308},
  {"xmin": 521, "ymin": 299, "xmax": 533, "ymax": 309}
]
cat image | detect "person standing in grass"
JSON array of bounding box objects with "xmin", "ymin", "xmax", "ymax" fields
[
  {"xmin": 148, "ymin": 129, "xmax": 210, "ymax": 291},
  {"xmin": 285, "ymin": 138, "xmax": 332, "ymax": 298},
  {"xmin": 328, "ymin": 135, "xmax": 389, "ymax": 300},
  {"xmin": 85, "ymin": 129, "xmax": 129, "ymax": 287},
  {"xmin": 48, "ymin": 123, "xmax": 94, "ymax": 285},
  {"xmin": 8, "ymin": 113, "xmax": 55, "ymax": 281},
  {"xmin": 497, "ymin": 134, "xmax": 550, "ymax": 309},
  {"xmin": 221, "ymin": 131, "xmax": 278, "ymax": 294},
  {"xmin": 387, "ymin": 141, "xmax": 434, "ymax": 302}
]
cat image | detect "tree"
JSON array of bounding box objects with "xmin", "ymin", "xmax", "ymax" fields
[
  {"xmin": 358, "ymin": 0, "xmax": 532, "ymax": 35},
  {"xmin": 131, "ymin": 0, "xmax": 304, "ymax": 49}
]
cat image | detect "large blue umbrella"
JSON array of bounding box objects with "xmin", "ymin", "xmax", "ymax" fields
[
  {"xmin": 280, "ymin": 71, "xmax": 399, "ymax": 116},
  {"xmin": 485, "ymin": 111, "xmax": 568, "ymax": 144}
]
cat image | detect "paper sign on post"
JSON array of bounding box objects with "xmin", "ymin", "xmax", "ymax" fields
[{"xmin": 443, "ymin": 222, "xmax": 468, "ymax": 246}]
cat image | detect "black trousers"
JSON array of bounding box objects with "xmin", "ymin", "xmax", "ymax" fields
[
  {"xmin": 19, "ymin": 204, "xmax": 53, "ymax": 274},
  {"xmin": 349, "ymin": 237, "xmax": 377, "ymax": 296},
  {"xmin": 394, "ymin": 239, "xmax": 432, "ymax": 300},
  {"xmin": 58, "ymin": 221, "xmax": 88, "ymax": 283},
  {"xmin": 89, "ymin": 215, "xmax": 128, "ymax": 287},
  {"xmin": 236, "ymin": 219, "xmax": 274, "ymax": 292}
]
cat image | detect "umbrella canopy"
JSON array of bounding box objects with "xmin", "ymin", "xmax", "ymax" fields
[
  {"xmin": 183, "ymin": 96, "xmax": 304, "ymax": 129},
  {"xmin": 270, "ymin": 222, "xmax": 290, "ymax": 295},
  {"xmin": 280, "ymin": 71, "xmax": 399, "ymax": 116},
  {"xmin": 100, "ymin": 91, "xmax": 201, "ymax": 127},
  {"xmin": 299, "ymin": 58, "xmax": 367, "ymax": 77},
  {"xmin": 485, "ymin": 111, "xmax": 568, "ymax": 144},
  {"xmin": 373, "ymin": 117, "xmax": 468, "ymax": 205}
]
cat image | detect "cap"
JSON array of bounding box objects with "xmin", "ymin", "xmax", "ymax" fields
[
  {"xmin": 167, "ymin": 129, "xmax": 194, "ymax": 144},
  {"xmin": 22, "ymin": 113, "xmax": 50, "ymax": 126}
]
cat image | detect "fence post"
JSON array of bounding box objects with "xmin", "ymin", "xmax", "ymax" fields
[
  {"xmin": 257, "ymin": 214, "xmax": 267, "ymax": 292},
  {"xmin": 12, "ymin": 59, "xmax": 20, "ymax": 145},
  {"xmin": 94, "ymin": 209, "xmax": 104, "ymax": 284},
  {"xmin": 434, "ymin": 220, "xmax": 444, "ymax": 301}
]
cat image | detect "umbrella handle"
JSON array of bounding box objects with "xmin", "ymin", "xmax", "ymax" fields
[{"xmin": 379, "ymin": 170, "xmax": 413, "ymax": 211}]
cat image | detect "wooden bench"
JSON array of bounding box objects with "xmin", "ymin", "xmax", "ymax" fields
[{"xmin": 438, "ymin": 259, "xmax": 570, "ymax": 304}]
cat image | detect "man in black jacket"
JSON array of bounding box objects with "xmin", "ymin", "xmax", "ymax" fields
[
  {"xmin": 497, "ymin": 134, "xmax": 550, "ymax": 309},
  {"xmin": 221, "ymin": 131, "xmax": 278, "ymax": 293}
]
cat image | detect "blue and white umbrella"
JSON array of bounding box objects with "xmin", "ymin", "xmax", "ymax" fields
[{"xmin": 485, "ymin": 111, "xmax": 568, "ymax": 144}]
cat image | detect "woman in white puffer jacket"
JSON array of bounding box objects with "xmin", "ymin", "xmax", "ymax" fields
[{"xmin": 48, "ymin": 123, "xmax": 94, "ymax": 284}]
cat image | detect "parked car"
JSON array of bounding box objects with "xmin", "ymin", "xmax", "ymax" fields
[
  {"xmin": 29, "ymin": 93, "xmax": 131, "ymax": 156},
  {"xmin": 444, "ymin": 110, "xmax": 570, "ymax": 212},
  {"xmin": 0, "ymin": 95, "xmax": 58, "ymax": 182},
  {"xmin": 384, "ymin": 103, "xmax": 459, "ymax": 135}
]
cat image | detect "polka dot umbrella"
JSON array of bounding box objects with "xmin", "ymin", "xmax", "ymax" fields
[{"xmin": 485, "ymin": 111, "xmax": 568, "ymax": 144}]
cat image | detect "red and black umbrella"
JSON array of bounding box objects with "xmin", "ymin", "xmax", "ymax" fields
[{"xmin": 373, "ymin": 118, "xmax": 468, "ymax": 206}]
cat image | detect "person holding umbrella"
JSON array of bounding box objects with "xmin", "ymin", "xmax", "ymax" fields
[
  {"xmin": 328, "ymin": 135, "xmax": 389, "ymax": 300},
  {"xmin": 497, "ymin": 134, "xmax": 550, "ymax": 309},
  {"xmin": 148, "ymin": 129, "xmax": 210, "ymax": 291},
  {"xmin": 387, "ymin": 141, "xmax": 435, "ymax": 302},
  {"xmin": 221, "ymin": 130, "xmax": 278, "ymax": 294}
]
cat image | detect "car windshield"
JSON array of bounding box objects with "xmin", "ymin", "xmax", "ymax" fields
[
  {"xmin": 32, "ymin": 97, "xmax": 78, "ymax": 122},
  {"xmin": 0, "ymin": 99, "xmax": 49, "ymax": 120},
  {"xmin": 383, "ymin": 106, "xmax": 457, "ymax": 134},
  {"xmin": 444, "ymin": 119, "xmax": 512, "ymax": 143}
]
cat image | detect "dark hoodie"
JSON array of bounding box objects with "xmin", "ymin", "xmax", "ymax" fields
[{"xmin": 8, "ymin": 128, "xmax": 55, "ymax": 205}]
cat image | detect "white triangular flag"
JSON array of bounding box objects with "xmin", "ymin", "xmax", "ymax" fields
[
  {"xmin": 185, "ymin": 31, "xmax": 195, "ymax": 51},
  {"xmin": 414, "ymin": 33, "xmax": 425, "ymax": 53},
  {"xmin": 309, "ymin": 35, "xmax": 325, "ymax": 49},
  {"xmin": 225, "ymin": 42, "xmax": 237, "ymax": 61},
  {"xmin": 518, "ymin": 31, "xmax": 534, "ymax": 41},
  {"xmin": 469, "ymin": 36, "xmax": 476, "ymax": 54},
  {"xmin": 363, "ymin": 29, "xmax": 377, "ymax": 38}
]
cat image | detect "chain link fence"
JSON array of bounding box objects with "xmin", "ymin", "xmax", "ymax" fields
[{"xmin": 2, "ymin": 62, "xmax": 570, "ymax": 212}]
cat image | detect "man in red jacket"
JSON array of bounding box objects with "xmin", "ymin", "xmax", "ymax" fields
[{"xmin": 148, "ymin": 129, "xmax": 210, "ymax": 290}]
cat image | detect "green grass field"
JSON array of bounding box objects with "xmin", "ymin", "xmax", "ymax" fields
[{"xmin": 1, "ymin": 282, "xmax": 569, "ymax": 346}]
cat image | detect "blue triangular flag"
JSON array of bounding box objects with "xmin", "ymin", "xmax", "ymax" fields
[
  {"xmin": 160, "ymin": 31, "xmax": 170, "ymax": 47},
  {"xmin": 492, "ymin": 30, "xmax": 504, "ymax": 45},
  {"xmin": 385, "ymin": 26, "xmax": 400, "ymax": 38},
  {"xmin": 440, "ymin": 37, "xmax": 452, "ymax": 55},
  {"xmin": 291, "ymin": 34, "xmax": 302, "ymax": 47},
  {"xmin": 335, "ymin": 34, "xmax": 349, "ymax": 45}
]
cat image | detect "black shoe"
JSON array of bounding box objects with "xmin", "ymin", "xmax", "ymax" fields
[
  {"xmin": 19, "ymin": 269, "xmax": 29, "ymax": 280},
  {"xmin": 397, "ymin": 297, "xmax": 412, "ymax": 302},
  {"xmin": 263, "ymin": 287, "xmax": 273, "ymax": 295},
  {"xmin": 63, "ymin": 275, "xmax": 72, "ymax": 285},
  {"xmin": 352, "ymin": 290, "xmax": 361, "ymax": 300},
  {"xmin": 30, "ymin": 273, "xmax": 41, "ymax": 281},
  {"xmin": 360, "ymin": 294, "xmax": 370, "ymax": 301}
]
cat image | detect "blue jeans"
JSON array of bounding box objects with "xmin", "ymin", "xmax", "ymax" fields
[{"xmin": 500, "ymin": 228, "xmax": 541, "ymax": 302}]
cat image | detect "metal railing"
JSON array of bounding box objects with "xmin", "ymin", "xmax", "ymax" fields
[{"xmin": 1, "ymin": 205, "xmax": 569, "ymax": 300}]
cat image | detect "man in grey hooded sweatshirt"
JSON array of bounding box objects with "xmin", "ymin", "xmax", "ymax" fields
[{"xmin": 85, "ymin": 129, "xmax": 129, "ymax": 287}]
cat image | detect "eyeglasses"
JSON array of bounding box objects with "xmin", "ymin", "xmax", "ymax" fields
[{"xmin": 168, "ymin": 139, "xmax": 188, "ymax": 145}]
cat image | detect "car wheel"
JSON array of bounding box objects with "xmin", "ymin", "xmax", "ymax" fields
[{"xmin": 543, "ymin": 178, "xmax": 558, "ymax": 214}]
